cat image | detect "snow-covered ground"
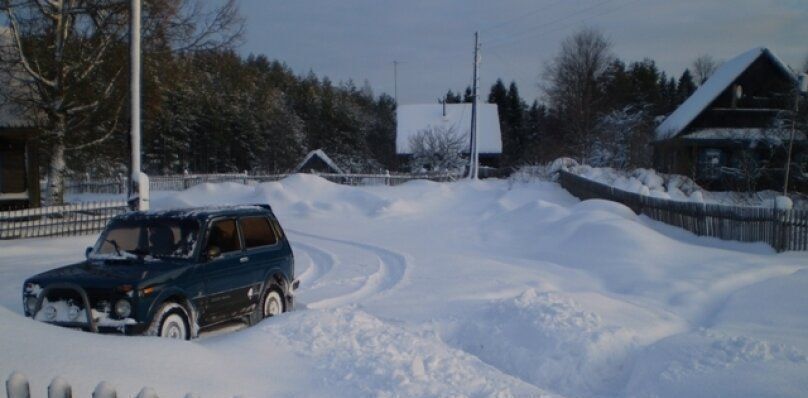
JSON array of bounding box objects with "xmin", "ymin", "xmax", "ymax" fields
[{"xmin": 2, "ymin": 175, "xmax": 807, "ymax": 397}]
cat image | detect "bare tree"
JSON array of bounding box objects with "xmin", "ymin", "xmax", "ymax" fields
[
  {"xmin": 408, "ymin": 126, "xmax": 467, "ymax": 173},
  {"xmin": 692, "ymin": 54, "xmax": 717, "ymax": 85},
  {"xmin": 0, "ymin": 0, "xmax": 243, "ymax": 205},
  {"xmin": 542, "ymin": 27, "xmax": 614, "ymax": 162}
]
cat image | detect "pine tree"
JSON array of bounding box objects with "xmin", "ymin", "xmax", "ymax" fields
[{"xmin": 677, "ymin": 69, "xmax": 697, "ymax": 103}]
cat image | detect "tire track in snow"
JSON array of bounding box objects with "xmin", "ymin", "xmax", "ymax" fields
[
  {"xmin": 290, "ymin": 241, "xmax": 336, "ymax": 287},
  {"xmin": 288, "ymin": 229, "xmax": 409, "ymax": 309}
]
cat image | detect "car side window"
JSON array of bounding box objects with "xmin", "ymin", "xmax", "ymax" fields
[
  {"xmin": 270, "ymin": 218, "xmax": 285, "ymax": 239},
  {"xmin": 239, "ymin": 217, "xmax": 278, "ymax": 249},
  {"xmin": 207, "ymin": 219, "xmax": 241, "ymax": 254}
]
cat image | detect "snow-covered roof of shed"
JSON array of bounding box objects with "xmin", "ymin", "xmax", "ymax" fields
[
  {"xmin": 655, "ymin": 47, "xmax": 795, "ymax": 141},
  {"xmin": 292, "ymin": 149, "xmax": 345, "ymax": 174},
  {"xmin": 396, "ymin": 103, "xmax": 502, "ymax": 154}
]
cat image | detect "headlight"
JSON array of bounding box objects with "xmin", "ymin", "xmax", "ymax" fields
[
  {"xmin": 67, "ymin": 305, "xmax": 81, "ymax": 321},
  {"xmin": 42, "ymin": 305, "xmax": 57, "ymax": 320},
  {"xmin": 114, "ymin": 299, "xmax": 131, "ymax": 318},
  {"xmin": 24, "ymin": 296, "xmax": 38, "ymax": 315}
]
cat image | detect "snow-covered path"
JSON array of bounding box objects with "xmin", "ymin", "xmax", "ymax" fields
[{"xmin": 1, "ymin": 176, "xmax": 806, "ymax": 397}]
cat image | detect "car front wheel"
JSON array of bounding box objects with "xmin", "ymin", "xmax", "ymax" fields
[{"xmin": 147, "ymin": 303, "xmax": 190, "ymax": 340}]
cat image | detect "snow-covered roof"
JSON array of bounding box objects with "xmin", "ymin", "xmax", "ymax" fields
[
  {"xmin": 396, "ymin": 103, "xmax": 502, "ymax": 154},
  {"xmin": 292, "ymin": 149, "xmax": 345, "ymax": 174},
  {"xmin": 655, "ymin": 47, "xmax": 796, "ymax": 141},
  {"xmin": 681, "ymin": 128, "xmax": 806, "ymax": 142}
]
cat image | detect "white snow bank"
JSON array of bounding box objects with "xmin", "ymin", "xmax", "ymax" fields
[{"xmin": 2, "ymin": 174, "xmax": 807, "ymax": 398}]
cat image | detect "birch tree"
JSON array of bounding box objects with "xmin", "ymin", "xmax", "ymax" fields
[{"xmin": 0, "ymin": 0, "xmax": 242, "ymax": 205}]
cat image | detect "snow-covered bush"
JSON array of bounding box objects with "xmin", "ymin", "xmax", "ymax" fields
[
  {"xmin": 589, "ymin": 105, "xmax": 651, "ymax": 169},
  {"xmin": 407, "ymin": 126, "xmax": 467, "ymax": 173}
]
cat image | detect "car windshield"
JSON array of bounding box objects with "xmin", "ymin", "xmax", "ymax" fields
[{"xmin": 93, "ymin": 218, "xmax": 200, "ymax": 260}]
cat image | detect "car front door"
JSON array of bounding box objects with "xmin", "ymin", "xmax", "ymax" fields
[{"xmin": 199, "ymin": 218, "xmax": 252, "ymax": 325}]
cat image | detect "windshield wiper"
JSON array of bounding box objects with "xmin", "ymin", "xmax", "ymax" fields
[{"xmin": 105, "ymin": 239, "xmax": 122, "ymax": 257}]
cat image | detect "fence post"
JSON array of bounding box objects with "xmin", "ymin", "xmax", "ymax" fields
[
  {"xmin": 135, "ymin": 387, "xmax": 159, "ymax": 398},
  {"xmin": 6, "ymin": 372, "xmax": 30, "ymax": 398},
  {"xmin": 92, "ymin": 381, "xmax": 116, "ymax": 398},
  {"xmin": 48, "ymin": 377, "xmax": 72, "ymax": 398}
]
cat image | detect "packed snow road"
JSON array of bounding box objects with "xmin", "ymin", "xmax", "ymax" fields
[{"xmin": 1, "ymin": 175, "xmax": 806, "ymax": 397}]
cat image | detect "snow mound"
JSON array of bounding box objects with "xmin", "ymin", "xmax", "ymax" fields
[
  {"xmin": 448, "ymin": 289, "xmax": 661, "ymax": 397},
  {"xmin": 256, "ymin": 307, "xmax": 554, "ymax": 398},
  {"xmin": 627, "ymin": 329, "xmax": 808, "ymax": 398}
]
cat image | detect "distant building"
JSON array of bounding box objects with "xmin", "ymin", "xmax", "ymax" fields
[
  {"xmin": 653, "ymin": 47, "xmax": 805, "ymax": 190},
  {"xmin": 396, "ymin": 103, "xmax": 502, "ymax": 172},
  {"xmin": 292, "ymin": 149, "xmax": 345, "ymax": 174},
  {"xmin": 0, "ymin": 105, "xmax": 39, "ymax": 210}
]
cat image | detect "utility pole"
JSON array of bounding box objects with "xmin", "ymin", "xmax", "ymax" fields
[
  {"xmin": 393, "ymin": 60, "xmax": 400, "ymax": 105},
  {"xmin": 128, "ymin": 0, "xmax": 148, "ymax": 210},
  {"xmin": 468, "ymin": 32, "xmax": 481, "ymax": 180},
  {"xmin": 783, "ymin": 73, "xmax": 808, "ymax": 197}
]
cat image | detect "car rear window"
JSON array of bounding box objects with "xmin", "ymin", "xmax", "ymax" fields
[
  {"xmin": 239, "ymin": 217, "xmax": 278, "ymax": 248},
  {"xmin": 208, "ymin": 219, "xmax": 241, "ymax": 253}
]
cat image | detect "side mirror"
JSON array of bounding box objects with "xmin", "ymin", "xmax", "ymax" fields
[
  {"xmin": 85, "ymin": 247, "xmax": 93, "ymax": 259},
  {"xmin": 206, "ymin": 246, "xmax": 221, "ymax": 261}
]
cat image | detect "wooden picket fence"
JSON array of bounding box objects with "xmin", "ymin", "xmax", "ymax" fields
[
  {"xmin": 558, "ymin": 170, "xmax": 808, "ymax": 252},
  {"xmin": 6, "ymin": 371, "xmax": 216, "ymax": 398},
  {"xmin": 0, "ymin": 201, "xmax": 128, "ymax": 240},
  {"xmin": 63, "ymin": 172, "xmax": 460, "ymax": 195}
]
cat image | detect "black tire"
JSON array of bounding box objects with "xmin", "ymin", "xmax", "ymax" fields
[
  {"xmin": 250, "ymin": 284, "xmax": 286, "ymax": 325},
  {"xmin": 146, "ymin": 302, "xmax": 190, "ymax": 340}
]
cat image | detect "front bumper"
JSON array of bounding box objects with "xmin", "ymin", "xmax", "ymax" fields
[{"xmin": 25, "ymin": 282, "xmax": 144, "ymax": 335}]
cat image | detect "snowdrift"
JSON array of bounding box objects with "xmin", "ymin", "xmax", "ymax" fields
[{"xmin": 1, "ymin": 174, "xmax": 806, "ymax": 397}]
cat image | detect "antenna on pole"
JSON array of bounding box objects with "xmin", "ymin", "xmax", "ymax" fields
[
  {"xmin": 393, "ymin": 60, "xmax": 401, "ymax": 105},
  {"xmin": 468, "ymin": 32, "xmax": 481, "ymax": 180}
]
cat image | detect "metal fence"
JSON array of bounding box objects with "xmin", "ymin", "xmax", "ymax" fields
[
  {"xmin": 558, "ymin": 170, "xmax": 808, "ymax": 252},
  {"xmin": 62, "ymin": 172, "xmax": 459, "ymax": 195},
  {"xmin": 0, "ymin": 200, "xmax": 127, "ymax": 239},
  {"xmin": 6, "ymin": 371, "xmax": 215, "ymax": 398}
]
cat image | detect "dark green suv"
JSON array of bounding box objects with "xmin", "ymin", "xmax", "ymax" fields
[{"xmin": 22, "ymin": 205, "xmax": 298, "ymax": 340}]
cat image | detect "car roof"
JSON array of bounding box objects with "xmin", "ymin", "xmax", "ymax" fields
[{"xmin": 112, "ymin": 204, "xmax": 274, "ymax": 223}]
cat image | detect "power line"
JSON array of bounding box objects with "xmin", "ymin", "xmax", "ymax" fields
[
  {"xmin": 479, "ymin": 0, "xmax": 567, "ymax": 35},
  {"xmin": 486, "ymin": 0, "xmax": 617, "ymax": 49}
]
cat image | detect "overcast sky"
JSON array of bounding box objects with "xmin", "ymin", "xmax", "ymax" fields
[{"xmin": 235, "ymin": 0, "xmax": 808, "ymax": 105}]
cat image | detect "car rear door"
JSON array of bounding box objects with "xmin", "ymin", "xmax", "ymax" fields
[
  {"xmin": 199, "ymin": 218, "xmax": 252, "ymax": 325},
  {"xmin": 238, "ymin": 216, "xmax": 282, "ymax": 300}
]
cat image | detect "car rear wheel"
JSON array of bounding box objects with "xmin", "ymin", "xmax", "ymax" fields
[
  {"xmin": 147, "ymin": 303, "xmax": 190, "ymax": 340},
  {"xmin": 263, "ymin": 288, "xmax": 284, "ymax": 318}
]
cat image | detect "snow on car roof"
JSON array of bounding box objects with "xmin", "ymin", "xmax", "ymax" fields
[
  {"xmin": 655, "ymin": 47, "xmax": 796, "ymax": 142},
  {"xmin": 396, "ymin": 103, "xmax": 502, "ymax": 154},
  {"xmin": 115, "ymin": 205, "xmax": 273, "ymax": 221}
]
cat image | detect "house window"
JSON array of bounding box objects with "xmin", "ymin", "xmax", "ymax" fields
[
  {"xmin": 0, "ymin": 146, "xmax": 28, "ymax": 193},
  {"xmin": 698, "ymin": 148, "xmax": 724, "ymax": 180},
  {"xmin": 797, "ymin": 152, "xmax": 808, "ymax": 180}
]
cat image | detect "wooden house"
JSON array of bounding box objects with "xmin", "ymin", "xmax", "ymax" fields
[{"xmin": 653, "ymin": 47, "xmax": 805, "ymax": 191}]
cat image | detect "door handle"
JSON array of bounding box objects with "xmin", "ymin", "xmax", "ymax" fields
[{"xmin": 240, "ymin": 257, "xmax": 249, "ymax": 263}]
